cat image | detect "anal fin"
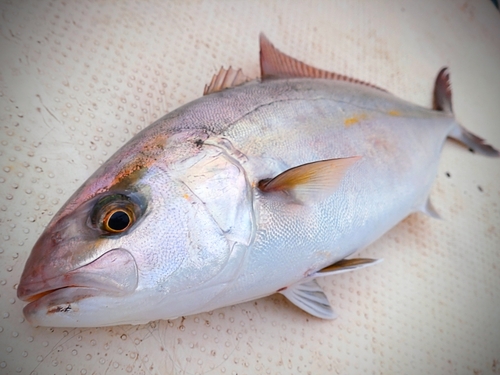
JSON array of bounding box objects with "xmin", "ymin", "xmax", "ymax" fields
[
  {"xmin": 317, "ymin": 258, "xmax": 382, "ymax": 276},
  {"xmin": 280, "ymin": 279, "xmax": 336, "ymax": 319},
  {"xmin": 280, "ymin": 258, "xmax": 381, "ymax": 319},
  {"xmin": 420, "ymin": 198, "xmax": 441, "ymax": 219}
]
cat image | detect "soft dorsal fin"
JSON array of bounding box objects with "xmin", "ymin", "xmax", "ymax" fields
[
  {"xmin": 258, "ymin": 156, "xmax": 361, "ymax": 202},
  {"xmin": 203, "ymin": 66, "xmax": 251, "ymax": 96},
  {"xmin": 259, "ymin": 33, "xmax": 385, "ymax": 91}
]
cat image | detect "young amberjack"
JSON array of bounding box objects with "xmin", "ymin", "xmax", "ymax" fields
[{"xmin": 17, "ymin": 34, "xmax": 499, "ymax": 327}]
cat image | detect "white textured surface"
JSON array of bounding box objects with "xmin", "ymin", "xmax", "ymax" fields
[{"xmin": 1, "ymin": 0, "xmax": 500, "ymax": 374}]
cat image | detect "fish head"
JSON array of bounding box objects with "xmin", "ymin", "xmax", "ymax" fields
[{"xmin": 17, "ymin": 127, "xmax": 255, "ymax": 327}]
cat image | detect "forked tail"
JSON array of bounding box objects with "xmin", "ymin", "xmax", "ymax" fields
[{"xmin": 434, "ymin": 67, "xmax": 499, "ymax": 157}]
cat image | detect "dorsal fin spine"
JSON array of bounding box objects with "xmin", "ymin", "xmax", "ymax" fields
[{"xmin": 203, "ymin": 66, "xmax": 250, "ymax": 96}]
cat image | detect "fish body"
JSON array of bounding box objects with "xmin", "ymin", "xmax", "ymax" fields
[{"xmin": 17, "ymin": 35, "xmax": 498, "ymax": 327}]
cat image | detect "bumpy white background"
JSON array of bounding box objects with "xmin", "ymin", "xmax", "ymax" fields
[{"xmin": 1, "ymin": 1, "xmax": 499, "ymax": 374}]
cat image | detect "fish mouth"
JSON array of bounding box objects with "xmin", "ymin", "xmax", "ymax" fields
[
  {"xmin": 23, "ymin": 287, "xmax": 102, "ymax": 319},
  {"xmin": 18, "ymin": 248, "xmax": 138, "ymax": 319},
  {"xmin": 23, "ymin": 287, "xmax": 78, "ymax": 304}
]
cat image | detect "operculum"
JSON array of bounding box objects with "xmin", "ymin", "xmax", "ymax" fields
[{"xmin": 177, "ymin": 139, "xmax": 255, "ymax": 247}]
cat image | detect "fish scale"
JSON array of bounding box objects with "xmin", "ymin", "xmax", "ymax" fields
[{"xmin": 16, "ymin": 35, "xmax": 498, "ymax": 327}]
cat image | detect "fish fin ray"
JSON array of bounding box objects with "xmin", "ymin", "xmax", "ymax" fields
[
  {"xmin": 203, "ymin": 66, "xmax": 251, "ymax": 96},
  {"xmin": 280, "ymin": 258, "xmax": 382, "ymax": 318},
  {"xmin": 433, "ymin": 67, "xmax": 453, "ymax": 113},
  {"xmin": 280, "ymin": 279, "xmax": 337, "ymax": 319},
  {"xmin": 317, "ymin": 258, "xmax": 382, "ymax": 276},
  {"xmin": 258, "ymin": 156, "xmax": 361, "ymax": 202},
  {"xmin": 448, "ymin": 124, "xmax": 500, "ymax": 157},
  {"xmin": 434, "ymin": 68, "xmax": 499, "ymax": 156},
  {"xmin": 259, "ymin": 33, "xmax": 386, "ymax": 91}
]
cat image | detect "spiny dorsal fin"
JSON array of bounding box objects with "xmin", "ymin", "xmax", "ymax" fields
[
  {"xmin": 203, "ymin": 66, "xmax": 251, "ymax": 96},
  {"xmin": 259, "ymin": 33, "xmax": 385, "ymax": 91},
  {"xmin": 258, "ymin": 156, "xmax": 361, "ymax": 202},
  {"xmin": 433, "ymin": 67, "xmax": 453, "ymax": 113}
]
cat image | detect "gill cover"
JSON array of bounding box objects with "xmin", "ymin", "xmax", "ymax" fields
[{"xmin": 175, "ymin": 138, "xmax": 255, "ymax": 247}]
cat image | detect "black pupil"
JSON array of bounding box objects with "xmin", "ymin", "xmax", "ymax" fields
[{"xmin": 108, "ymin": 211, "xmax": 130, "ymax": 231}]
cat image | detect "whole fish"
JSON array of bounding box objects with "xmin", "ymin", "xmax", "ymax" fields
[{"xmin": 17, "ymin": 35, "xmax": 499, "ymax": 327}]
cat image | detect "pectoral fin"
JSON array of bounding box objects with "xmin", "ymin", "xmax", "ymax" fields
[
  {"xmin": 280, "ymin": 279, "xmax": 336, "ymax": 319},
  {"xmin": 258, "ymin": 156, "xmax": 360, "ymax": 202}
]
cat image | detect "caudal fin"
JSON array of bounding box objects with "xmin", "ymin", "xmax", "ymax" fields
[
  {"xmin": 448, "ymin": 125, "xmax": 499, "ymax": 157},
  {"xmin": 434, "ymin": 67, "xmax": 499, "ymax": 157},
  {"xmin": 433, "ymin": 67, "xmax": 453, "ymax": 113}
]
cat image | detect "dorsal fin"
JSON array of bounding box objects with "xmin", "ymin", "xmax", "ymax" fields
[
  {"xmin": 433, "ymin": 67, "xmax": 453, "ymax": 113},
  {"xmin": 259, "ymin": 33, "xmax": 385, "ymax": 91},
  {"xmin": 203, "ymin": 66, "xmax": 251, "ymax": 96}
]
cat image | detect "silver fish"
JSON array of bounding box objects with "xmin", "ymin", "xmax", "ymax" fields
[{"xmin": 17, "ymin": 34, "xmax": 499, "ymax": 327}]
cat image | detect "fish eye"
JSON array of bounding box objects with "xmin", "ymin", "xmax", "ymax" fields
[
  {"xmin": 91, "ymin": 193, "xmax": 146, "ymax": 235},
  {"xmin": 103, "ymin": 209, "xmax": 133, "ymax": 233}
]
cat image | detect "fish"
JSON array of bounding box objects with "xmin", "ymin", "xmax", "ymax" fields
[{"xmin": 17, "ymin": 34, "xmax": 499, "ymax": 327}]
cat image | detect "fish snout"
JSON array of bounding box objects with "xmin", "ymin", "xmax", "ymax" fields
[{"xmin": 18, "ymin": 247, "xmax": 138, "ymax": 314}]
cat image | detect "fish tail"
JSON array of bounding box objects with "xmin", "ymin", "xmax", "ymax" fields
[
  {"xmin": 448, "ymin": 125, "xmax": 499, "ymax": 157},
  {"xmin": 434, "ymin": 67, "xmax": 499, "ymax": 157},
  {"xmin": 433, "ymin": 67, "xmax": 453, "ymax": 114}
]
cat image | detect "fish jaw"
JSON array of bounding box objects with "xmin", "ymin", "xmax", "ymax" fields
[
  {"xmin": 21, "ymin": 288, "xmax": 147, "ymax": 327},
  {"xmin": 19, "ymin": 248, "xmax": 139, "ymax": 325},
  {"xmin": 17, "ymin": 189, "xmax": 141, "ymax": 313},
  {"xmin": 18, "ymin": 195, "xmax": 104, "ymax": 300}
]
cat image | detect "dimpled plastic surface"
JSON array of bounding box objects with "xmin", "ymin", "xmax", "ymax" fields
[{"xmin": 1, "ymin": 0, "xmax": 500, "ymax": 374}]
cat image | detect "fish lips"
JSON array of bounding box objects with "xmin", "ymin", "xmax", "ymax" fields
[{"xmin": 18, "ymin": 248, "xmax": 138, "ymax": 323}]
